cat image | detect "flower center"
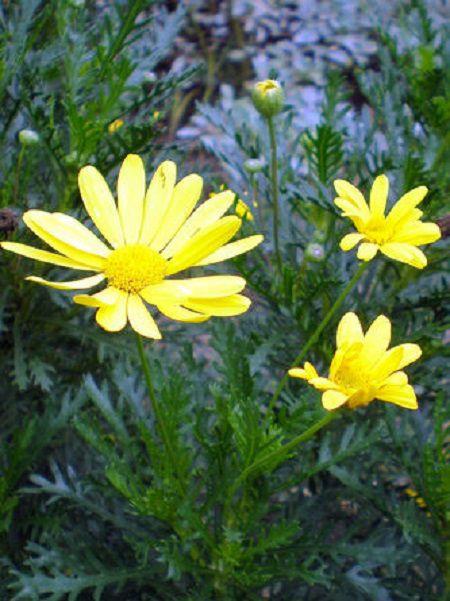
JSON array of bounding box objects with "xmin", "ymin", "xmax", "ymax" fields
[
  {"xmin": 363, "ymin": 218, "xmax": 393, "ymax": 245},
  {"xmin": 104, "ymin": 244, "xmax": 167, "ymax": 293}
]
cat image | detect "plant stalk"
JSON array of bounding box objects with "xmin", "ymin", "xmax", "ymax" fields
[
  {"xmin": 135, "ymin": 333, "xmax": 185, "ymax": 492},
  {"xmin": 267, "ymin": 115, "xmax": 281, "ymax": 271}
]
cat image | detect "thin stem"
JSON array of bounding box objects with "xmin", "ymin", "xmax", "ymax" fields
[
  {"xmin": 267, "ymin": 116, "xmax": 281, "ymax": 271},
  {"xmin": 268, "ymin": 261, "xmax": 369, "ymax": 415},
  {"xmin": 13, "ymin": 145, "xmax": 25, "ymax": 203},
  {"xmin": 135, "ymin": 333, "xmax": 186, "ymax": 493},
  {"xmin": 229, "ymin": 412, "xmax": 337, "ymax": 499}
]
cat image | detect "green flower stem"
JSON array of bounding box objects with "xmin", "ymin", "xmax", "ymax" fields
[
  {"xmin": 267, "ymin": 115, "xmax": 281, "ymax": 271},
  {"xmin": 13, "ymin": 145, "xmax": 25, "ymax": 204},
  {"xmin": 268, "ymin": 261, "xmax": 369, "ymax": 415},
  {"xmin": 230, "ymin": 412, "xmax": 337, "ymax": 499},
  {"xmin": 135, "ymin": 333, "xmax": 185, "ymax": 493}
]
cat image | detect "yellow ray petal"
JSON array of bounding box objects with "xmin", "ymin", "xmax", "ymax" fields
[
  {"xmin": 334, "ymin": 180, "xmax": 370, "ymax": 218},
  {"xmin": 322, "ymin": 389, "xmax": 348, "ymax": 411},
  {"xmin": 380, "ymin": 242, "xmax": 427, "ymax": 269},
  {"xmin": 169, "ymin": 275, "xmax": 246, "ymax": 298},
  {"xmin": 370, "ymin": 346, "xmax": 405, "ymax": 381},
  {"xmin": 127, "ymin": 294, "xmax": 161, "ymax": 339},
  {"xmin": 157, "ymin": 303, "xmax": 209, "ymax": 323},
  {"xmin": 78, "ymin": 165, "xmax": 124, "ymax": 248},
  {"xmin": 151, "ymin": 174, "xmax": 203, "ymax": 251},
  {"xmin": 357, "ymin": 242, "xmax": 378, "ymax": 261},
  {"xmin": 96, "ymin": 290, "xmax": 128, "ymax": 332},
  {"xmin": 369, "ymin": 174, "xmax": 389, "ymax": 217},
  {"xmin": 73, "ymin": 287, "xmax": 120, "ymax": 307},
  {"xmin": 0, "ymin": 242, "xmax": 95, "ymax": 270},
  {"xmin": 184, "ymin": 294, "xmax": 251, "ymax": 317},
  {"xmin": 139, "ymin": 161, "xmax": 177, "ymax": 245},
  {"xmin": 392, "ymin": 222, "xmax": 441, "ymax": 245},
  {"xmin": 166, "ymin": 216, "xmax": 241, "ymax": 275},
  {"xmin": 288, "ymin": 368, "xmax": 308, "ymax": 379},
  {"xmin": 376, "ymin": 384, "xmax": 418, "ymax": 409},
  {"xmin": 340, "ymin": 233, "xmax": 364, "ymax": 251},
  {"xmin": 391, "ymin": 343, "xmax": 422, "ymax": 370},
  {"xmin": 46, "ymin": 212, "xmax": 110, "ymax": 256},
  {"xmin": 24, "ymin": 211, "xmax": 107, "ymax": 269},
  {"xmin": 385, "ymin": 186, "xmax": 428, "ymax": 226},
  {"xmin": 140, "ymin": 280, "xmax": 190, "ymax": 305},
  {"xmin": 194, "ymin": 234, "xmax": 263, "ymax": 267},
  {"xmin": 26, "ymin": 273, "xmax": 105, "ymax": 290},
  {"xmin": 336, "ymin": 312, "xmax": 364, "ymax": 348},
  {"xmin": 359, "ymin": 315, "xmax": 391, "ymax": 367},
  {"xmin": 383, "ymin": 371, "xmax": 408, "ymax": 386},
  {"xmin": 118, "ymin": 154, "xmax": 145, "ymax": 244},
  {"xmin": 162, "ymin": 190, "xmax": 235, "ymax": 258},
  {"xmin": 309, "ymin": 377, "xmax": 339, "ymax": 391}
]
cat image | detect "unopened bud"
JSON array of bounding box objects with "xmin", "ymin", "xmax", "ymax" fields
[
  {"xmin": 244, "ymin": 157, "xmax": 266, "ymax": 174},
  {"xmin": 18, "ymin": 129, "xmax": 40, "ymax": 146},
  {"xmin": 251, "ymin": 79, "xmax": 284, "ymax": 118},
  {"xmin": 305, "ymin": 242, "xmax": 325, "ymax": 262}
]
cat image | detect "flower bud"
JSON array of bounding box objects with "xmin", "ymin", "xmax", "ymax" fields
[
  {"xmin": 243, "ymin": 157, "xmax": 266, "ymax": 174},
  {"xmin": 305, "ymin": 242, "xmax": 325, "ymax": 262},
  {"xmin": 18, "ymin": 129, "xmax": 40, "ymax": 146},
  {"xmin": 251, "ymin": 79, "xmax": 284, "ymax": 118},
  {"xmin": 108, "ymin": 118, "xmax": 124, "ymax": 134}
]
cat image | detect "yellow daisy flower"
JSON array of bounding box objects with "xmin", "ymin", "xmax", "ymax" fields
[
  {"xmin": 1, "ymin": 155, "xmax": 263, "ymax": 339},
  {"xmin": 334, "ymin": 175, "xmax": 441, "ymax": 268},
  {"xmin": 289, "ymin": 312, "xmax": 422, "ymax": 411}
]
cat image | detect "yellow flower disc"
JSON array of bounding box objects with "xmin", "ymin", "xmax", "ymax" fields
[{"xmin": 104, "ymin": 244, "xmax": 167, "ymax": 293}]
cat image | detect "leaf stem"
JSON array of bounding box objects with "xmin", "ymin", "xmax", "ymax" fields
[
  {"xmin": 267, "ymin": 115, "xmax": 281, "ymax": 271},
  {"xmin": 268, "ymin": 261, "xmax": 369, "ymax": 415}
]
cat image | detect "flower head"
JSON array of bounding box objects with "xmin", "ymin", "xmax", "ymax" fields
[
  {"xmin": 289, "ymin": 312, "xmax": 422, "ymax": 411},
  {"xmin": 108, "ymin": 118, "xmax": 124, "ymax": 134},
  {"xmin": 251, "ymin": 79, "xmax": 284, "ymax": 118},
  {"xmin": 19, "ymin": 129, "xmax": 40, "ymax": 145},
  {"xmin": 335, "ymin": 175, "xmax": 441, "ymax": 268},
  {"xmin": 1, "ymin": 154, "xmax": 263, "ymax": 339}
]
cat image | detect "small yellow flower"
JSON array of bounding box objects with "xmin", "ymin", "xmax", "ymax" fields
[
  {"xmin": 1, "ymin": 155, "xmax": 263, "ymax": 339},
  {"xmin": 108, "ymin": 118, "xmax": 124, "ymax": 133},
  {"xmin": 289, "ymin": 312, "xmax": 422, "ymax": 411},
  {"xmin": 404, "ymin": 487, "xmax": 419, "ymax": 498},
  {"xmin": 235, "ymin": 199, "xmax": 253, "ymax": 221},
  {"xmin": 334, "ymin": 175, "xmax": 441, "ymax": 268}
]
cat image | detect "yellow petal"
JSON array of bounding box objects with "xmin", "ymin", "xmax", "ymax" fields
[
  {"xmin": 170, "ymin": 275, "xmax": 246, "ymax": 298},
  {"xmin": 74, "ymin": 287, "xmax": 120, "ymax": 307},
  {"xmin": 376, "ymin": 384, "xmax": 418, "ymax": 409},
  {"xmin": 392, "ymin": 222, "xmax": 441, "ymax": 245},
  {"xmin": 357, "ymin": 242, "xmax": 379, "ymax": 261},
  {"xmin": 309, "ymin": 377, "xmax": 339, "ymax": 390},
  {"xmin": 369, "ymin": 174, "xmax": 389, "ymax": 217},
  {"xmin": 360, "ymin": 315, "xmax": 391, "ymax": 367},
  {"xmin": 139, "ymin": 161, "xmax": 177, "ymax": 245},
  {"xmin": 304, "ymin": 362, "xmax": 319, "ymax": 379},
  {"xmin": 340, "ymin": 233, "xmax": 364, "ymax": 251},
  {"xmin": 166, "ymin": 216, "xmax": 241, "ymax": 275},
  {"xmin": 322, "ymin": 389, "xmax": 348, "ymax": 411},
  {"xmin": 195, "ymin": 234, "xmax": 263, "ymax": 266},
  {"xmin": 151, "ymin": 174, "xmax": 203, "ymax": 251},
  {"xmin": 24, "ymin": 211, "xmax": 107, "ymax": 269},
  {"xmin": 157, "ymin": 303, "xmax": 209, "ymax": 323},
  {"xmin": 334, "ymin": 180, "xmax": 370, "ymax": 218},
  {"xmin": 288, "ymin": 368, "xmax": 308, "ymax": 379},
  {"xmin": 184, "ymin": 294, "xmax": 251, "ymax": 316},
  {"xmin": 96, "ymin": 290, "xmax": 128, "ymax": 332},
  {"xmin": 161, "ymin": 190, "xmax": 235, "ymax": 258},
  {"xmin": 50, "ymin": 212, "xmax": 109, "ymax": 256},
  {"xmin": 383, "ymin": 371, "xmax": 408, "ymax": 386},
  {"xmin": 140, "ymin": 281, "xmax": 190, "ymax": 305},
  {"xmin": 380, "ymin": 242, "xmax": 427, "ymax": 269},
  {"xmin": 0, "ymin": 242, "xmax": 95, "ymax": 270},
  {"xmin": 118, "ymin": 154, "xmax": 145, "ymax": 244},
  {"xmin": 26, "ymin": 273, "xmax": 105, "ymax": 290},
  {"xmin": 127, "ymin": 294, "xmax": 161, "ymax": 339},
  {"xmin": 78, "ymin": 165, "xmax": 124, "ymax": 248},
  {"xmin": 386, "ymin": 186, "xmax": 428, "ymax": 226},
  {"xmin": 371, "ymin": 346, "xmax": 405, "ymax": 381},
  {"xmin": 393, "ymin": 343, "xmax": 422, "ymax": 370},
  {"xmin": 336, "ymin": 312, "xmax": 364, "ymax": 347}
]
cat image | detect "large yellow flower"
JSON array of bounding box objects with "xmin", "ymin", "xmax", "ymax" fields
[
  {"xmin": 1, "ymin": 155, "xmax": 263, "ymax": 339},
  {"xmin": 289, "ymin": 312, "xmax": 422, "ymax": 411},
  {"xmin": 335, "ymin": 175, "xmax": 441, "ymax": 268}
]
